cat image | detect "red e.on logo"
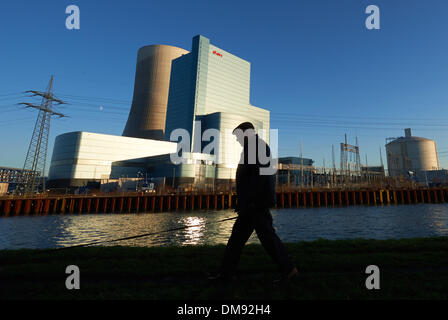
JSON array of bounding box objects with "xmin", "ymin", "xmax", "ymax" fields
[{"xmin": 212, "ymin": 50, "xmax": 223, "ymax": 57}]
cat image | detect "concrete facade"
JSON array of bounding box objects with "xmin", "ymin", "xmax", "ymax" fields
[
  {"xmin": 164, "ymin": 35, "xmax": 270, "ymax": 179},
  {"xmin": 48, "ymin": 132, "xmax": 177, "ymax": 187},
  {"xmin": 111, "ymin": 152, "xmax": 217, "ymax": 191}
]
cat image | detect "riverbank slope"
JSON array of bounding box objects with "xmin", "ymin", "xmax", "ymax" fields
[{"xmin": 1, "ymin": 237, "xmax": 448, "ymax": 300}]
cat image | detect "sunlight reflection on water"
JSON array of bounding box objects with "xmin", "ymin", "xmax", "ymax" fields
[{"xmin": 0, "ymin": 204, "xmax": 447, "ymax": 249}]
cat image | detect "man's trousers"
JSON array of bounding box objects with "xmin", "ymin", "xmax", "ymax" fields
[{"xmin": 220, "ymin": 208, "xmax": 295, "ymax": 277}]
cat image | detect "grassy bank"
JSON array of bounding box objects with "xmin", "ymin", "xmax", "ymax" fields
[{"xmin": 1, "ymin": 237, "xmax": 448, "ymax": 300}]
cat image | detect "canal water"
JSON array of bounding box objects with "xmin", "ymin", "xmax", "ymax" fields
[{"xmin": 0, "ymin": 204, "xmax": 448, "ymax": 250}]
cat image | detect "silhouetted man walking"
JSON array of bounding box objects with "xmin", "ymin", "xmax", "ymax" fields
[{"xmin": 209, "ymin": 122, "xmax": 297, "ymax": 285}]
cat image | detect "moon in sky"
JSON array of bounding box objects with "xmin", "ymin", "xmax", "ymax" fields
[{"xmin": 99, "ymin": 105, "xmax": 104, "ymax": 111}]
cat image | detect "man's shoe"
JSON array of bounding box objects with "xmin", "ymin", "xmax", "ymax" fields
[{"xmin": 273, "ymin": 267, "xmax": 298, "ymax": 286}]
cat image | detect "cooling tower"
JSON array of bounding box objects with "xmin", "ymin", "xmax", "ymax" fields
[{"xmin": 123, "ymin": 44, "xmax": 189, "ymax": 140}]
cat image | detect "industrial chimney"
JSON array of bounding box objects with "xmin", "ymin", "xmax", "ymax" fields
[{"xmin": 404, "ymin": 128, "xmax": 412, "ymax": 138}]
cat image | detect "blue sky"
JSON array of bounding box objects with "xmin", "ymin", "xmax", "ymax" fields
[{"xmin": 1, "ymin": 0, "xmax": 448, "ymax": 173}]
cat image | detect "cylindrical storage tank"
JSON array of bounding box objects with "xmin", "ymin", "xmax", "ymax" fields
[
  {"xmin": 123, "ymin": 45, "xmax": 189, "ymax": 140},
  {"xmin": 386, "ymin": 129, "xmax": 439, "ymax": 177}
]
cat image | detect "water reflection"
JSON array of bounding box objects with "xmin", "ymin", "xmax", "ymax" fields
[
  {"xmin": 0, "ymin": 204, "xmax": 447, "ymax": 249},
  {"xmin": 178, "ymin": 217, "xmax": 205, "ymax": 245}
]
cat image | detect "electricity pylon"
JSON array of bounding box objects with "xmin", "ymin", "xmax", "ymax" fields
[
  {"xmin": 340, "ymin": 134, "xmax": 361, "ymax": 178},
  {"xmin": 17, "ymin": 76, "xmax": 66, "ymax": 195}
]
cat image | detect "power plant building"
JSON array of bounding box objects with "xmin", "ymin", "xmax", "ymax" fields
[
  {"xmin": 386, "ymin": 128, "xmax": 439, "ymax": 177},
  {"xmin": 48, "ymin": 35, "xmax": 271, "ymax": 189},
  {"xmin": 48, "ymin": 132, "xmax": 177, "ymax": 187},
  {"xmin": 165, "ymin": 35, "xmax": 270, "ymax": 179}
]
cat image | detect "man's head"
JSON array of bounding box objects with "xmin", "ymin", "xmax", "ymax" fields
[{"xmin": 232, "ymin": 122, "xmax": 255, "ymax": 146}]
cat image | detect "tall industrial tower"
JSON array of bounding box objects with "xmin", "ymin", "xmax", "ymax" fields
[
  {"xmin": 17, "ymin": 76, "xmax": 66, "ymax": 194},
  {"xmin": 122, "ymin": 45, "xmax": 189, "ymax": 140}
]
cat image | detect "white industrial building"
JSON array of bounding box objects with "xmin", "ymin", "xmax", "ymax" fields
[
  {"xmin": 48, "ymin": 132, "xmax": 177, "ymax": 187},
  {"xmin": 48, "ymin": 35, "xmax": 271, "ymax": 189},
  {"xmin": 386, "ymin": 128, "xmax": 439, "ymax": 178}
]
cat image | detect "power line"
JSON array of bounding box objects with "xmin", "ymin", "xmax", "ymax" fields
[
  {"xmin": 0, "ymin": 92, "xmax": 23, "ymax": 97},
  {"xmin": 273, "ymin": 112, "xmax": 448, "ymax": 122},
  {"xmin": 0, "ymin": 116, "xmax": 36, "ymax": 125},
  {"xmin": 271, "ymin": 117, "xmax": 448, "ymax": 128},
  {"xmin": 271, "ymin": 124, "xmax": 448, "ymax": 133},
  {"xmin": 47, "ymin": 216, "xmax": 238, "ymax": 252},
  {"xmin": 15, "ymin": 76, "xmax": 67, "ymax": 195},
  {"xmin": 55, "ymin": 92, "xmax": 131, "ymax": 104}
]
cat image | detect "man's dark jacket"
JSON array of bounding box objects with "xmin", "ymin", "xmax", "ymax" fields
[{"xmin": 235, "ymin": 134, "xmax": 275, "ymax": 213}]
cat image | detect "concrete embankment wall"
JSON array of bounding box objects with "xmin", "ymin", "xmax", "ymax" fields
[{"xmin": 0, "ymin": 188, "xmax": 447, "ymax": 216}]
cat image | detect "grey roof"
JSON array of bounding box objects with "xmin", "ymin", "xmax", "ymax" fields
[{"xmin": 386, "ymin": 136, "xmax": 433, "ymax": 145}]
